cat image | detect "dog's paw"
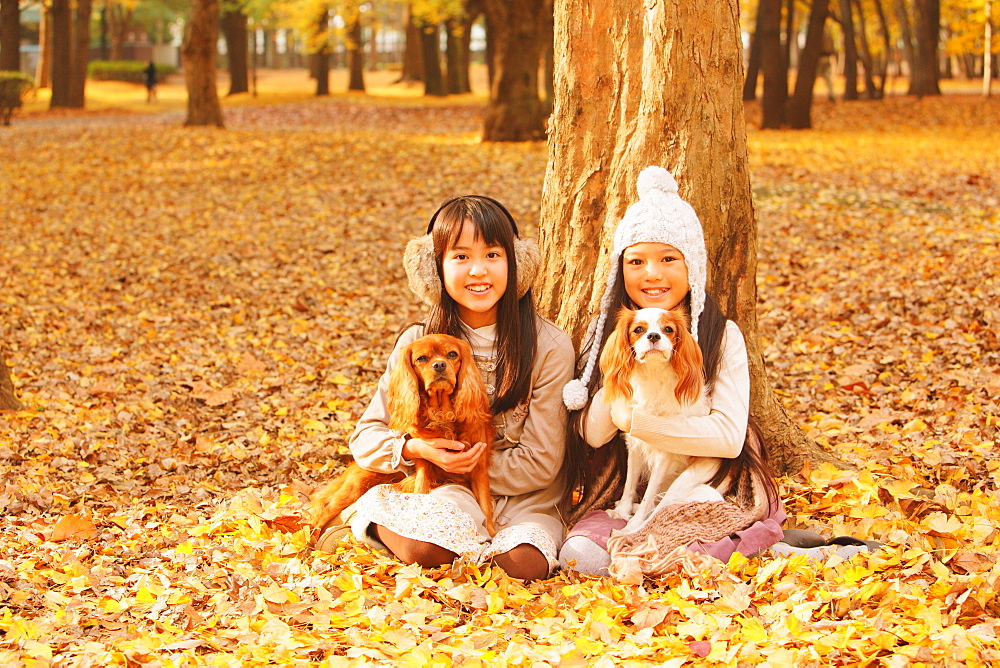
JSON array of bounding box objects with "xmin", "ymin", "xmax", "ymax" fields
[{"xmin": 608, "ymin": 505, "xmax": 632, "ymax": 521}]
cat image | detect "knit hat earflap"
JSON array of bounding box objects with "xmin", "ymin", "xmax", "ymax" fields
[{"xmin": 562, "ymin": 166, "xmax": 708, "ymax": 411}]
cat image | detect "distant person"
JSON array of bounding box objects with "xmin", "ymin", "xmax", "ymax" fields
[{"xmin": 144, "ymin": 61, "xmax": 158, "ymax": 103}]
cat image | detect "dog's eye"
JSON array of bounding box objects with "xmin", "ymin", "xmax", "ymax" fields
[
  {"xmin": 415, "ymin": 355, "xmax": 429, "ymax": 363},
  {"xmin": 446, "ymin": 351, "xmax": 459, "ymax": 359},
  {"xmin": 664, "ymin": 326, "xmax": 674, "ymax": 334},
  {"xmin": 632, "ymin": 326, "xmax": 646, "ymax": 335}
]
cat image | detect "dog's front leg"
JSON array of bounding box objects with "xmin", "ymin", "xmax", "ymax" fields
[
  {"xmin": 609, "ymin": 436, "xmax": 643, "ymax": 520},
  {"xmin": 624, "ymin": 454, "xmax": 671, "ymax": 533}
]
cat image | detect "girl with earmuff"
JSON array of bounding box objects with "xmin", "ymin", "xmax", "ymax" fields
[{"xmin": 314, "ymin": 195, "xmax": 575, "ymax": 581}]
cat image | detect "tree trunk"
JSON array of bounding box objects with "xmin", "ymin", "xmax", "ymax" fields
[
  {"xmin": 759, "ymin": 0, "xmax": 787, "ymax": 128},
  {"xmin": 445, "ymin": 17, "xmax": 473, "ymax": 94},
  {"xmin": 50, "ymin": 0, "xmax": 74, "ymax": 107},
  {"xmin": 986, "ymin": 0, "xmax": 994, "ymax": 98},
  {"xmin": 786, "ymin": 1, "xmax": 830, "ymax": 129},
  {"xmin": 852, "ymin": 0, "xmax": 880, "ymax": 98},
  {"xmin": 541, "ymin": 0, "xmax": 554, "ymax": 114},
  {"xmin": 909, "ymin": 0, "xmax": 941, "ymax": 96},
  {"xmin": 35, "ymin": 3, "xmax": 51, "ymax": 88},
  {"xmin": 315, "ymin": 51, "xmax": 330, "ymax": 95},
  {"xmin": 839, "ymin": 0, "xmax": 859, "ymax": 100},
  {"xmin": 873, "ymin": 0, "xmax": 892, "ymax": 97},
  {"xmin": 400, "ymin": 6, "xmax": 423, "ymax": 83},
  {"xmin": 182, "ymin": 0, "xmax": 225, "ymax": 127},
  {"xmin": 347, "ymin": 16, "xmax": 365, "ymax": 92},
  {"xmin": 69, "ymin": 0, "xmax": 92, "ymax": 107},
  {"xmin": 743, "ymin": 4, "xmax": 763, "ymax": 101},
  {"xmin": 420, "ymin": 23, "xmax": 445, "ymax": 96},
  {"xmin": 784, "ymin": 0, "xmax": 796, "ymax": 72},
  {"xmin": 894, "ymin": 0, "xmax": 916, "ymax": 85},
  {"xmin": 539, "ymin": 0, "xmax": 834, "ymax": 475},
  {"xmin": 0, "ymin": 0, "xmax": 19, "ymax": 71},
  {"xmin": 223, "ymin": 8, "xmax": 249, "ymax": 95},
  {"xmin": 481, "ymin": 0, "xmax": 547, "ymax": 141}
]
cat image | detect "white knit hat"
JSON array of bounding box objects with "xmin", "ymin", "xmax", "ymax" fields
[{"xmin": 562, "ymin": 166, "xmax": 708, "ymax": 410}]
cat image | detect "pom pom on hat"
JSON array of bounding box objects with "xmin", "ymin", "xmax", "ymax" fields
[
  {"xmin": 636, "ymin": 165, "xmax": 678, "ymax": 199},
  {"xmin": 562, "ymin": 379, "xmax": 590, "ymax": 411}
]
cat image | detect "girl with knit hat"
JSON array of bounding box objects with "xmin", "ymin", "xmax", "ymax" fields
[
  {"xmin": 315, "ymin": 195, "xmax": 575, "ymax": 581},
  {"xmin": 558, "ymin": 167, "xmax": 785, "ymax": 578}
]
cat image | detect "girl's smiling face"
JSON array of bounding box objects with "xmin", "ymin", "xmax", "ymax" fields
[
  {"xmin": 442, "ymin": 220, "xmax": 509, "ymax": 328},
  {"xmin": 622, "ymin": 242, "xmax": 690, "ymax": 310}
]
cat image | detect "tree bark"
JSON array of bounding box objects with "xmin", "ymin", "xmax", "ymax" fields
[
  {"xmin": 986, "ymin": 0, "xmax": 994, "ymax": 98},
  {"xmin": 420, "ymin": 23, "xmax": 445, "ymax": 96},
  {"xmin": 223, "ymin": 8, "xmax": 249, "ymax": 95},
  {"xmin": 182, "ymin": 0, "xmax": 225, "ymax": 127},
  {"xmin": 743, "ymin": 4, "xmax": 763, "ymax": 101},
  {"xmin": 347, "ymin": 15, "xmax": 365, "ymax": 92},
  {"xmin": 35, "ymin": 3, "xmax": 51, "ymax": 88},
  {"xmin": 68, "ymin": 0, "xmax": 92, "ymax": 107},
  {"xmin": 539, "ymin": 0, "xmax": 835, "ymax": 475},
  {"xmin": 873, "ymin": 0, "xmax": 892, "ymax": 97},
  {"xmin": 481, "ymin": 0, "xmax": 547, "ymax": 141},
  {"xmin": 852, "ymin": 0, "xmax": 880, "ymax": 98},
  {"xmin": 445, "ymin": 16, "xmax": 474, "ymax": 94},
  {"xmin": 786, "ymin": 0, "xmax": 829, "ymax": 129},
  {"xmin": 0, "ymin": 349, "xmax": 21, "ymax": 411},
  {"xmin": 0, "ymin": 0, "xmax": 19, "ymax": 71},
  {"xmin": 894, "ymin": 0, "xmax": 916, "ymax": 85},
  {"xmin": 909, "ymin": 0, "xmax": 941, "ymax": 96},
  {"xmin": 759, "ymin": 0, "xmax": 787, "ymax": 128},
  {"xmin": 400, "ymin": 6, "xmax": 423, "ymax": 83},
  {"xmin": 839, "ymin": 0, "xmax": 859, "ymax": 100},
  {"xmin": 49, "ymin": 0, "xmax": 73, "ymax": 107}
]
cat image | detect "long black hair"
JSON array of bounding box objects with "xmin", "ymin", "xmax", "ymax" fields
[
  {"xmin": 422, "ymin": 195, "xmax": 537, "ymax": 414},
  {"xmin": 561, "ymin": 254, "xmax": 777, "ymax": 521}
]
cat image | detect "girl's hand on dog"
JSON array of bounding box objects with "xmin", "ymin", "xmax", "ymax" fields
[{"xmin": 404, "ymin": 438, "xmax": 488, "ymax": 474}]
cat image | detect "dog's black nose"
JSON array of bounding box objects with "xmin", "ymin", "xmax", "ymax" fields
[
  {"xmin": 647, "ymin": 332, "xmax": 660, "ymax": 343},
  {"xmin": 432, "ymin": 360, "xmax": 447, "ymax": 372}
]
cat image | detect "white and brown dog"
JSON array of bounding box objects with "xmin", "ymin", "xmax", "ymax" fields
[{"xmin": 600, "ymin": 307, "xmax": 724, "ymax": 533}]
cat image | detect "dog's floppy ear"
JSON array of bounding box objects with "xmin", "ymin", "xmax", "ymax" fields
[
  {"xmin": 672, "ymin": 321, "xmax": 705, "ymax": 406},
  {"xmin": 600, "ymin": 307, "xmax": 637, "ymax": 403},
  {"xmin": 452, "ymin": 338, "xmax": 491, "ymax": 419},
  {"xmin": 388, "ymin": 341, "xmax": 422, "ymax": 432}
]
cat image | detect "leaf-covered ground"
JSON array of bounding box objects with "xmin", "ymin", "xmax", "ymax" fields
[{"xmin": 2, "ymin": 85, "xmax": 999, "ymax": 666}]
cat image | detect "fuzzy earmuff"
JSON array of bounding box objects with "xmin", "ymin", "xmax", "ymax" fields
[{"xmin": 403, "ymin": 234, "xmax": 540, "ymax": 307}]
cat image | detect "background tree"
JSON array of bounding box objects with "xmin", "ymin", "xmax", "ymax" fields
[
  {"xmin": 743, "ymin": 1, "xmax": 764, "ymax": 101},
  {"xmin": 183, "ymin": 0, "xmax": 225, "ymax": 126},
  {"xmin": 346, "ymin": 8, "xmax": 365, "ymax": 91},
  {"xmin": 223, "ymin": 0, "xmax": 251, "ymax": 95},
  {"xmin": 838, "ymin": 0, "xmax": 860, "ymax": 99},
  {"xmin": 35, "ymin": 1, "xmax": 52, "ymax": 88},
  {"xmin": 0, "ymin": 349, "xmax": 21, "ymax": 411},
  {"xmin": 481, "ymin": 0, "xmax": 549, "ymax": 141},
  {"xmin": 759, "ymin": 0, "xmax": 788, "ymax": 128},
  {"xmin": 538, "ymin": 0, "xmax": 834, "ymax": 473},
  {"xmin": 909, "ymin": 0, "xmax": 941, "ymax": 95},
  {"xmin": 0, "ymin": 0, "xmax": 19, "ymax": 71},
  {"xmin": 50, "ymin": 0, "xmax": 92, "ymax": 108},
  {"xmin": 786, "ymin": 0, "xmax": 830, "ymax": 128},
  {"xmin": 987, "ymin": 0, "xmax": 994, "ymax": 97}
]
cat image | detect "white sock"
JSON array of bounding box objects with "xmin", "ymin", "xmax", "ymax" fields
[{"xmin": 559, "ymin": 536, "xmax": 611, "ymax": 576}]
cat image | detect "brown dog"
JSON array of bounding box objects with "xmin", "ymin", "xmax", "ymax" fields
[{"xmin": 309, "ymin": 333, "xmax": 496, "ymax": 539}]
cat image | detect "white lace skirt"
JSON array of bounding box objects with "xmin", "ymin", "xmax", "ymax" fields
[{"xmin": 349, "ymin": 484, "xmax": 560, "ymax": 571}]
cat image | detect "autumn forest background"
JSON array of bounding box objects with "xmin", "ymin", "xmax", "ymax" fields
[{"xmin": 2, "ymin": 0, "xmax": 1000, "ymax": 665}]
